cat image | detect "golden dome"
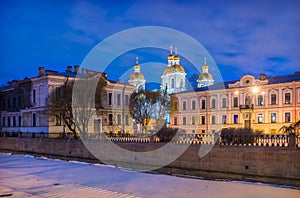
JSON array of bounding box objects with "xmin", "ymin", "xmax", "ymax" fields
[
  {"xmin": 198, "ymin": 72, "xmax": 213, "ymax": 80},
  {"xmin": 130, "ymin": 72, "xmax": 145, "ymax": 80},
  {"xmin": 163, "ymin": 64, "xmax": 185, "ymax": 75},
  {"xmin": 168, "ymin": 54, "xmax": 174, "ymax": 60},
  {"xmin": 173, "ymin": 55, "xmax": 180, "ymax": 60}
]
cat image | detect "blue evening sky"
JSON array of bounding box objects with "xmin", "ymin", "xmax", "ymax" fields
[{"xmin": 0, "ymin": 0, "xmax": 299, "ymax": 84}]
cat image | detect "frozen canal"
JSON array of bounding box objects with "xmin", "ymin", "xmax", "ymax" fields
[{"xmin": 0, "ymin": 153, "xmax": 299, "ymax": 198}]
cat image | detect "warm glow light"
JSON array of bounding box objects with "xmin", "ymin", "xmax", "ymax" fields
[
  {"xmin": 261, "ymin": 91, "xmax": 265, "ymax": 95},
  {"xmin": 252, "ymin": 87, "xmax": 259, "ymax": 94},
  {"xmin": 234, "ymin": 90, "xmax": 239, "ymax": 95}
]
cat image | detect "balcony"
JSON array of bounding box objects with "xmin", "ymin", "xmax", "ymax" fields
[{"xmin": 239, "ymin": 104, "xmax": 254, "ymax": 110}]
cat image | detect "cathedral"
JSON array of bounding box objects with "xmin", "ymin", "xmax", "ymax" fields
[{"xmin": 128, "ymin": 46, "xmax": 215, "ymax": 93}]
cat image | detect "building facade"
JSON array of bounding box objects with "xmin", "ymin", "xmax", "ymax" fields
[{"xmin": 170, "ymin": 72, "xmax": 300, "ymax": 135}]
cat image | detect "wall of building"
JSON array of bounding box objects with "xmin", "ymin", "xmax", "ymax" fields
[{"xmin": 0, "ymin": 137, "xmax": 299, "ymax": 187}]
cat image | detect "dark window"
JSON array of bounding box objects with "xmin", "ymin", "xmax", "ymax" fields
[
  {"xmin": 13, "ymin": 116, "xmax": 16, "ymax": 127},
  {"xmin": 222, "ymin": 115, "xmax": 227, "ymax": 124},
  {"xmin": 171, "ymin": 79, "xmax": 175, "ymax": 88},
  {"xmin": 201, "ymin": 100, "xmax": 206, "ymax": 109},
  {"xmin": 183, "ymin": 101, "xmax": 186, "ymax": 110},
  {"xmin": 56, "ymin": 115, "xmax": 62, "ymax": 126},
  {"xmin": 201, "ymin": 116, "xmax": 205, "ymax": 125},
  {"xmin": 7, "ymin": 98, "xmax": 11, "ymax": 109},
  {"xmin": 233, "ymin": 114, "xmax": 238, "ymax": 124},
  {"xmin": 192, "ymin": 116, "xmax": 195, "ymax": 125},
  {"xmin": 222, "ymin": 98, "xmax": 226, "ymax": 108},
  {"xmin": 211, "ymin": 116, "xmax": 215, "ymax": 124},
  {"xmin": 125, "ymin": 115, "xmax": 129, "ymax": 125},
  {"xmin": 174, "ymin": 117, "xmax": 177, "ymax": 125},
  {"xmin": 174, "ymin": 101, "xmax": 178, "ymax": 111},
  {"xmin": 258, "ymin": 114, "xmax": 263, "ymax": 123},
  {"xmin": 183, "ymin": 117, "xmax": 186, "ymax": 125},
  {"xmin": 192, "ymin": 101, "xmax": 196, "ymax": 110},
  {"xmin": 2, "ymin": 117, "xmax": 5, "ymax": 127},
  {"xmin": 285, "ymin": 112, "xmax": 291, "ymax": 122},
  {"xmin": 233, "ymin": 97, "xmax": 238, "ymax": 107},
  {"xmin": 33, "ymin": 89, "xmax": 36, "ymax": 104},
  {"xmin": 271, "ymin": 113, "xmax": 276, "ymax": 123},
  {"xmin": 125, "ymin": 95, "xmax": 129, "ymax": 106},
  {"xmin": 12, "ymin": 97, "xmax": 16, "ymax": 108},
  {"xmin": 258, "ymin": 95, "xmax": 263, "ymax": 106},
  {"xmin": 108, "ymin": 93, "xmax": 112, "ymax": 105},
  {"xmin": 108, "ymin": 114, "xmax": 113, "ymax": 125},
  {"xmin": 271, "ymin": 94, "xmax": 276, "ymax": 105},
  {"xmin": 202, "ymin": 130, "xmax": 205, "ymax": 134},
  {"xmin": 211, "ymin": 99, "xmax": 216, "ymax": 108},
  {"xmin": 285, "ymin": 93, "xmax": 291, "ymax": 104},
  {"xmin": 18, "ymin": 96, "xmax": 21, "ymax": 108},
  {"xmin": 18, "ymin": 116, "xmax": 21, "ymax": 127},
  {"xmin": 117, "ymin": 94, "xmax": 121, "ymax": 106},
  {"xmin": 2, "ymin": 99, "xmax": 5, "ymax": 110},
  {"xmin": 117, "ymin": 114, "xmax": 121, "ymax": 125},
  {"xmin": 7, "ymin": 117, "xmax": 11, "ymax": 127},
  {"xmin": 32, "ymin": 113, "xmax": 36, "ymax": 126}
]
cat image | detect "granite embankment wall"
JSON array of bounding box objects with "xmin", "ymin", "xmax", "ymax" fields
[{"xmin": 0, "ymin": 137, "xmax": 299, "ymax": 187}]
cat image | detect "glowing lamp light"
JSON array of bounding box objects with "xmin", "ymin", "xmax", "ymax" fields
[{"xmin": 252, "ymin": 87, "xmax": 259, "ymax": 94}]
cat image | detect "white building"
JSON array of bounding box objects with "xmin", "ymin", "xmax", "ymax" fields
[
  {"xmin": 197, "ymin": 57, "xmax": 214, "ymax": 88},
  {"xmin": 128, "ymin": 57, "xmax": 146, "ymax": 92}
]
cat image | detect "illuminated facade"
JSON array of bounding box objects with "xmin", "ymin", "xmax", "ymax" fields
[{"xmin": 170, "ymin": 72, "xmax": 300, "ymax": 135}]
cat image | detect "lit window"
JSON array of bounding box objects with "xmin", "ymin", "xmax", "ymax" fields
[
  {"xmin": 285, "ymin": 93, "xmax": 291, "ymax": 104},
  {"xmin": 222, "ymin": 115, "xmax": 227, "ymax": 124},
  {"xmin": 271, "ymin": 113, "xmax": 276, "ymax": 123},
  {"xmin": 233, "ymin": 115, "xmax": 238, "ymax": 124},
  {"xmin": 258, "ymin": 95, "xmax": 263, "ymax": 106},
  {"xmin": 285, "ymin": 112, "xmax": 291, "ymax": 123},
  {"xmin": 258, "ymin": 114, "xmax": 263, "ymax": 123}
]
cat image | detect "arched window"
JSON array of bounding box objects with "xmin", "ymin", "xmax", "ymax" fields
[
  {"xmin": 171, "ymin": 78, "xmax": 175, "ymax": 88},
  {"xmin": 180, "ymin": 79, "xmax": 184, "ymax": 89}
]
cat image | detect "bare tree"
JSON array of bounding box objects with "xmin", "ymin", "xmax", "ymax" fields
[
  {"xmin": 279, "ymin": 120, "xmax": 300, "ymax": 134},
  {"xmin": 48, "ymin": 79, "xmax": 76, "ymax": 137},
  {"xmin": 48, "ymin": 72, "xmax": 107, "ymax": 138},
  {"xmin": 129, "ymin": 90, "xmax": 169, "ymax": 134}
]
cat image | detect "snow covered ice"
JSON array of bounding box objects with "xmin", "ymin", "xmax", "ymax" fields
[{"xmin": 0, "ymin": 153, "xmax": 299, "ymax": 198}]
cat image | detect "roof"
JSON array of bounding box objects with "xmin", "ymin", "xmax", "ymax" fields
[{"xmin": 163, "ymin": 64, "xmax": 185, "ymax": 75}]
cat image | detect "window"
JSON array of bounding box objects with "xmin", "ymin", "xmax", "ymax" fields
[
  {"xmin": 192, "ymin": 116, "xmax": 195, "ymax": 125},
  {"xmin": 117, "ymin": 114, "xmax": 121, "ymax": 125},
  {"xmin": 171, "ymin": 79, "xmax": 175, "ymax": 88},
  {"xmin": 258, "ymin": 114, "xmax": 263, "ymax": 123},
  {"xmin": 108, "ymin": 93, "xmax": 112, "ymax": 105},
  {"xmin": 245, "ymin": 96, "xmax": 250, "ymax": 106},
  {"xmin": 117, "ymin": 94, "xmax": 121, "ymax": 106},
  {"xmin": 258, "ymin": 95, "xmax": 263, "ymax": 106},
  {"xmin": 32, "ymin": 113, "xmax": 36, "ymax": 126},
  {"xmin": 7, "ymin": 117, "xmax": 11, "ymax": 127},
  {"xmin": 211, "ymin": 99, "xmax": 216, "ymax": 109},
  {"xmin": 202, "ymin": 130, "xmax": 205, "ymax": 134},
  {"xmin": 201, "ymin": 116, "xmax": 205, "ymax": 125},
  {"xmin": 192, "ymin": 100, "xmax": 196, "ymax": 110},
  {"xmin": 183, "ymin": 117, "xmax": 186, "ymax": 125},
  {"xmin": 222, "ymin": 98, "xmax": 226, "ymax": 108},
  {"xmin": 271, "ymin": 113, "xmax": 276, "ymax": 123},
  {"xmin": 18, "ymin": 115, "xmax": 21, "ymax": 127},
  {"xmin": 13, "ymin": 116, "xmax": 16, "ymax": 127},
  {"xmin": 233, "ymin": 114, "xmax": 238, "ymax": 124},
  {"xmin": 2, "ymin": 117, "xmax": 5, "ymax": 127},
  {"xmin": 33, "ymin": 89, "xmax": 36, "ymax": 104},
  {"xmin": 211, "ymin": 116, "xmax": 215, "ymax": 124},
  {"xmin": 7, "ymin": 98, "xmax": 11, "ymax": 109},
  {"xmin": 233, "ymin": 97, "xmax": 238, "ymax": 107},
  {"xmin": 125, "ymin": 95, "xmax": 129, "ymax": 106},
  {"xmin": 222, "ymin": 115, "xmax": 227, "ymax": 124},
  {"xmin": 125, "ymin": 115, "xmax": 129, "ymax": 125},
  {"xmin": 108, "ymin": 114, "xmax": 113, "ymax": 125},
  {"xmin": 271, "ymin": 94, "xmax": 276, "ymax": 105},
  {"xmin": 174, "ymin": 101, "xmax": 178, "ymax": 111},
  {"xmin": 183, "ymin": 101, "xmax": 186, "ymax": 110},
  {"xmin": 174, "ymin": 117, "xmax": 177, "ymax": 125},
  {"xmin": 13, "ymin": 97, "xmax": 16, "ymax": 108},
  {"xmin": 56, "ymin": 115, "xmax": 62, "ymax": 126},
  {"xmin": 192, "ymin": 130, "xmax": 195, "ymax": 133},
  {"xmin": 201, "ymin": 100, "xmax": 206, "ymax": 109},
  {"xmin": 285, "ymin": 112, "xmax": 291, "ymax": 123},
  {"xmin": 18, "ymin": 96, "xmax": 21, "ymax": 108},
  {"xmin": 285, "ymin": 93, "xmax": 291, "ymax": 104}
]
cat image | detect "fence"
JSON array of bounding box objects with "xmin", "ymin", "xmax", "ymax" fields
[{"xmin": 1, "ymin": 131, "xmax": 299, "ymax": 147}]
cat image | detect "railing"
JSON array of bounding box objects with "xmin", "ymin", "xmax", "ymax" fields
[
  {"xmin": 239, "ymin": 104, "xmax": 254, "ymax": 110},
  {"xmin": 1, "ymin": 131, "xmax": 299, "ymax": 147}
]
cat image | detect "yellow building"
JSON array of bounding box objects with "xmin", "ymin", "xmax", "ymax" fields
[{"xmin": 170, "ymin": 72, "xmax": 300, "ymax": 135}]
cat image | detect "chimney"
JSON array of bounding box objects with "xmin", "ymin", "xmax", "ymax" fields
[
  {"xmin": 74, "ymin": 65, "xmax": 80, "ymax": 74},
  {"xmin": 38, "ymin": 67, "xmax": 45, "ymax": 76},
  {"xmin": 66, "ymin": 66, "xmax": 72, "ymax": 72}
]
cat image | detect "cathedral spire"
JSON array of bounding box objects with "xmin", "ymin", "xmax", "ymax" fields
[
  {"xmin": 204, "ymin": 57, "xmax": 207, "ymax": 65},
  {"xmin": 170, "ymin": 45, "xmax": 173, "ymax": 55},
  {"xmin": 136, "ymin": 56, "xmax": 139, "ymax": 65}
]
